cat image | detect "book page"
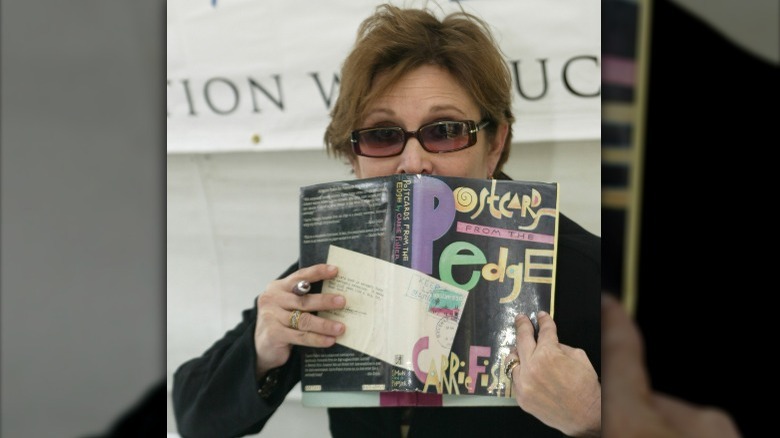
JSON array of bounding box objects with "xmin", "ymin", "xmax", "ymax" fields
[{"xmin": 320, "ymin": 245, "xmax": 469, "ymax": 372}]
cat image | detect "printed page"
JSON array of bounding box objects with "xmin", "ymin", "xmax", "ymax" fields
[{"xmin": 320, "ymin": 245, "xmax": 469, "ymax": 372}]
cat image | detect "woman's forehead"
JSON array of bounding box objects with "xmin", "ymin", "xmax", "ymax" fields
[{"xmin": 362, "ymin": 65, "xmax": 477, "ymax": 117}]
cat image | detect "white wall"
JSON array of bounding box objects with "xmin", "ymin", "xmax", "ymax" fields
[{"xmin": 166, "ymin": 139, "xmax": 600, "ymax": 435}]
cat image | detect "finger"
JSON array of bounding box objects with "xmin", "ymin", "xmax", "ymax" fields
[
  {"xmin": 286, "ymin": 308, "xmax": 345, "ymax": 337},
  {"xmin": 284, "ymin": 264, "xmax": 339, "ymax": 291},
  {"xmin": 652, "ymin": 393, "xmax": 741, "ymax": 438},
  {"xmin": 514, "ymin": 313, "xmax": 537, "ymax": 361},
  {"xmin": 286, "ymin": 327, "xmax": 341, "ymax": 349},
  {"xmin": 602, "ymin": 292, "xmax": 650, "ymax": 392},
  {"xmin": 255, "ymin": 286, "xmax": 347, "ymax": 338},
  {"xmin": 535, "ymin": 311, "xmax": 559, "ymax": 345},
  {"xmin": 277, "ymin": 290, "xmax": 347, "ymax": 313}
]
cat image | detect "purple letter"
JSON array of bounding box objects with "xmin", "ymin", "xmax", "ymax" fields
[{"xmin": 411, "ymin": 178, "xmax": 455, "ymax": 274}]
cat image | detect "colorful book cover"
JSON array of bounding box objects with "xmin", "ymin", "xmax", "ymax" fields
[{"xmin": 299, "ymin": 174, "xmax": 559, "ymax": 405}]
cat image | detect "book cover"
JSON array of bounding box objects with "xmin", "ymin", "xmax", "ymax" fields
[{"xmin": 299, "ymin": 174, "xmax": 559, "ymax": 404}]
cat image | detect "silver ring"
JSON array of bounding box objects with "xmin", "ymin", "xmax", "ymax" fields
[
  {"xmin": 505, "ymin": 358, "xmax": 520, "ymax": 381},
  {"xmin": 289, "ymin": 310, "xmax": 303, "ymax": 330},
  {"xmin": 292, "ymin": 280, "xmax": 311, "ymax": 295}
]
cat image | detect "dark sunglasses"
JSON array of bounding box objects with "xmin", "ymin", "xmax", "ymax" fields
[{"xmin": 351, "ymin": 119, "xmax": 490, "ymax": 158}]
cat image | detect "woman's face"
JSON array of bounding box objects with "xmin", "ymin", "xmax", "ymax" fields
[{"xmin": 351, "ymin": 65, "xmax": 507, "ymax": 179}]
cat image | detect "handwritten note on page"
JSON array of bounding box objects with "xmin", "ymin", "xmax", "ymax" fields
[{"xmin": 319, "ymin": 245, "xmax": 469, "ymax": 372}]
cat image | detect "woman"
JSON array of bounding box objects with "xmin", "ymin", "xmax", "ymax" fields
[{"xmin": 173, "ymin": 5, "xmax": 601, "ymax": 437}]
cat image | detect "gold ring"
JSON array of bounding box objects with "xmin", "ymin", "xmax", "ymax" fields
[
  {"xmin": 289, "ymin": 310, "xmax": 303, "ymax": 330},
  {"xmin": 505, "ymin": 357, "xmax": 520, "ymax": 381}
]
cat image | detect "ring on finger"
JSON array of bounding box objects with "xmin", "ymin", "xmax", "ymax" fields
[
  {"xmin": 289, "ymin": 310, "xmax": 304, "ymax": 330},
  {"xmin": 292, "ymin": 280, "xmax": 311, "ymax": 295},
  {"xmin": 505, "ymin": 357, "xmax": 520, "ymax": 381}
]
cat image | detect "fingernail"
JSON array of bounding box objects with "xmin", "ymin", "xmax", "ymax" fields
[
  {"xmin": 335, "ymin": 323, "xmax": 345, "ymax": 334},
  {"xmin": 334, "ymin": 295, "xmax": 346, "ymax": 306},
  {"xmin": 515, "ymin": 314, "xmax": 526, "ymax": 323},
  {"xmin": 327, "ymin": 264, "xmax": 338, "ymax": 272},
  {"xmin": 538, "ymin": 311, "xmax": 549, "ymax": 318}
]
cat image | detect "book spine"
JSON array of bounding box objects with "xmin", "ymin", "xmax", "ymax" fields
[{"xmin": 388, "ymin": 175, "xmax": 419, "ymax": 393}]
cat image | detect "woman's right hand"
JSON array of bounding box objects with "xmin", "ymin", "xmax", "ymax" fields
[
  {"xmin": 602, "ymin": 293, "xmax": 741, "ymax": 437},
  {"xmin": 253, "ymin": 264, "xmax": 346, "ymax": 378}
]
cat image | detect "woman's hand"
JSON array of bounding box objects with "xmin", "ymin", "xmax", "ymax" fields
[
  {"xmin": 602, "ymin": 293, "xmax": 741, "ymax": 437},
  {"xmin": 253, "ymin": 264, "xmax": 346, "ymax": 378},
  {"xmin": 509, "ymin": 312, "xmax": 601, "ymax": 437}
]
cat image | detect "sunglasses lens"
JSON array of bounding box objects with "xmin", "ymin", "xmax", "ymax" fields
[
  {"xmin": 420, "ymin": 121, "xmax": 471, "ymax": 152},
  {"xmin": 352, "ymin": 120, "xmax": 482, "ymax": 157},
  {"xmin": 356, "ymin": 127, "xmax": 405, "ymax": 157}
]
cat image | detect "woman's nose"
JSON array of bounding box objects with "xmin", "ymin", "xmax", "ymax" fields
[{"xmin": 395, "ymin": 138, "xmax": 433, "ymax": 175}]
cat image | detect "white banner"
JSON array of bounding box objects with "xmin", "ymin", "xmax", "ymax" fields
[{"xmin": 167, "ymin": 0, "xmax": 600, "ymax": 153}]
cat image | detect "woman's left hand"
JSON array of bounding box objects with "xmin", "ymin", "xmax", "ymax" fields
[{"xmin": 509, "ymin": 312, "xmax": 601, "ymax": 437}]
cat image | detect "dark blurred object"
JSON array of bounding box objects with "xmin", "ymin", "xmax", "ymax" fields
[
  {"xmin": 638, "ymin": 0, "xmax": 777, "ymax": 436},
  {"xmin": 87, "ymin": 381, "xmax": 164, "ymax": 438}
]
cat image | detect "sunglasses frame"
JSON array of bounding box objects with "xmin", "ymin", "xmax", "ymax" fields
[{"xmin": 351, "ymin": 119, "xmax": 491, "ymax": 158}]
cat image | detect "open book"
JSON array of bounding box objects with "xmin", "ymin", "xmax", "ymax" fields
[{"xmin": 299, "ymin": 174, "xmax": 559, "ymax": 406}]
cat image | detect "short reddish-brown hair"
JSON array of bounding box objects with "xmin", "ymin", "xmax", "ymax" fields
[{"xmin": 324, "ymin": 4, "xmax": 515, "ymax": 176}]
